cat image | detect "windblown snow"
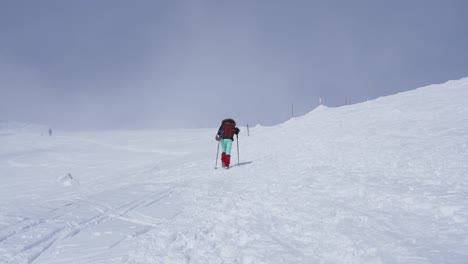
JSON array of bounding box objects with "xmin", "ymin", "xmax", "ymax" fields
[{"xmin": 1, "ymin": 78, "xmax": 468, "ymax": 263}]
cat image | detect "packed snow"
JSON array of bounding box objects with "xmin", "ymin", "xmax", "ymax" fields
[{"xmin": 1, "ymin": 78, "xmax": 468, "ymax": 263}]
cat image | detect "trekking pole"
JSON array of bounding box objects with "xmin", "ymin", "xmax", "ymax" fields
[
  {"xmin": 236, "ymin": 134, "xmax": 240, "ymax": 165},
  {"xmin": 215, "ymin": 140, "xmax": 220, "ymax": 169}
]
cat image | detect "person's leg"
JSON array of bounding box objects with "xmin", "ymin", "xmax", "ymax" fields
[
  {"xmin": 221, "ymin": 139, "xmax": 227, "ymax": 166},
  {"xmin": 224, "ymin": 139, "xmax": 233, "ymax": 167}
]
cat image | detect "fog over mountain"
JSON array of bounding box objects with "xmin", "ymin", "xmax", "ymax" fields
[{"xmin": 1, "ymin": 0, "xmax": 468, "ymax": 130}]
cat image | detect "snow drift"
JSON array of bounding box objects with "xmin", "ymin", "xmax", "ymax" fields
[{"xmin": 1, "ymin": 78, "xmax": 468, "ymax": 263}]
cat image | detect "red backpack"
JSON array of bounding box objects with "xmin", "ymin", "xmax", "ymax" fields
[{"xmin": 222, "ymin": 122, "xmax": 235, "ymax": 139}]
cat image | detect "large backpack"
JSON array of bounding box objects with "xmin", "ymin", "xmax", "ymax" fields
[{"xmin": 221, "ymin": 122, "xmax": 235, "ymax": 139}]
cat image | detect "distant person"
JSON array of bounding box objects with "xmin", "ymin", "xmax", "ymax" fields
[
  {"xmin": 215, "ymin": 118, "xmax": 240, "ymax": 169},
  {"xmin": 48, "ymin": 128, "xmax": 53, "ymax": 136}
]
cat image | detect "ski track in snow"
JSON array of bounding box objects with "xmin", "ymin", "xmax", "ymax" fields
[
  {"xmin": 0, "ymin": 184, "xmax": 180, "ymax": 263},
  {"xmin": 1, "ymin": 78, "xmax": 468, "ymax": 263}
]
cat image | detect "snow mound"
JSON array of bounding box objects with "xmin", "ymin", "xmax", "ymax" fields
[
  {"xmin": 57, "ymin": 173, "xmax": 80, "ymax": 187},
  {"xmin": 0, "ymin": 77, "xmax": 468, "ymax": 263}
]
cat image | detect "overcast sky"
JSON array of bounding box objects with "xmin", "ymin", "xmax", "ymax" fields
[{"xmin": 1, "ymin": 0, "xmax": 468, "ymax": 130}]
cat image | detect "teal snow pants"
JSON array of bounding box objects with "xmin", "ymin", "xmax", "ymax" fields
[{"xmin": 221, "ymin": 138, "xmax": 233, "ymax": 155}]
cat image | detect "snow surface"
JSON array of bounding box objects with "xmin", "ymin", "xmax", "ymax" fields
[{"xmin": 1, "ymin": 78, "xmax": 468, "ymax": 263}]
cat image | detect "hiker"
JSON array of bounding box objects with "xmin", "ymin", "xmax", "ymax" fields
[
  {"xmin": 216, "ymin": 118, "xmax": 240, "ymax": 169},
  {"xmin": 48, "ymin": 128, "xmax": 53, "ymax": 136}
]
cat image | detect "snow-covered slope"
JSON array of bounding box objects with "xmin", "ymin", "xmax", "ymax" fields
[{"xmin": 1, "ymin": 78, "xmax": 467, "ymax": 263}]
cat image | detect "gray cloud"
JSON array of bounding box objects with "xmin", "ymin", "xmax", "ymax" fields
[{"xmin": 1, "ymin": 0, "xmax": 468, "ymax": 130}]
